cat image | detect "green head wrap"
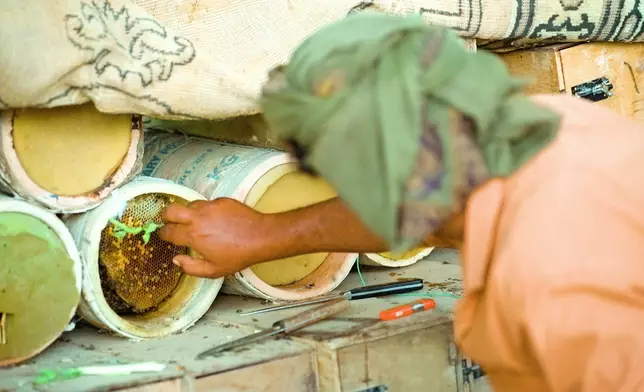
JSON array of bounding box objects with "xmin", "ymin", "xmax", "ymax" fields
[{"xmin": 261, "ymin": 12, "xmax": 560, "ymax": 250}]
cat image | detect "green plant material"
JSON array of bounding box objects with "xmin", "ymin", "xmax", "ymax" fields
[
  {"xmin": 109, "ymin": 218, "xmax": 163, "ymax": 244},
  {"xmin": 34, "ymin": 368, "xmax": 82, "ymax": 385},
  {"xmin": 33, "ymin": 362, "xmax": 168, "ymax": 385}
]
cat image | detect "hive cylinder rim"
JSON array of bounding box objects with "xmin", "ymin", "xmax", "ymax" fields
[
  {"xmin": 65, "ymin": 177, "xmax": 223, "ymax": 339},
  {"xmin": 0, "ymin": 194, "xmax": 82, "ymax": 366},
  {"xmin": 361, "ymin": 247, "xmax": 435, "ymax": 268},
  {"xmin": 0, "ymin": 110, "xmax": 143, "ymax": 213},
  {"xmin": 228, "ymin": 156, "xmax": 357, "ymax": 300}
]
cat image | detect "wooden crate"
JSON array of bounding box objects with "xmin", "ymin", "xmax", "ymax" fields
[
  {"xmin": 287, "ymin": 257, "xmax": 491, "ymax": 392},
  {"xmin": 299, "ymin": 313, "xmax": 458, "ymax": 392},
  {"xmin": 500, "ymin": 42, "xmax": 644, "ymax": 120}
]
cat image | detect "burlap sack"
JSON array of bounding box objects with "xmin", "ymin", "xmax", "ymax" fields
[
  {"xmin": 0, "ymin": 0, "xmax": 361, "ymax": 121},
  {"xmin": 1, "ymin": 0, "xmax": 642, "ymax": 121},
  {"xmin": 377, "ymin": 0, "xmax": 644, "ymax": 50}
]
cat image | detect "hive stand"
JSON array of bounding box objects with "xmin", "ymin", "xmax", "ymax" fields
[{"xmin": 0, "ymin": 250, "xmax": 491, "ymax": 392}]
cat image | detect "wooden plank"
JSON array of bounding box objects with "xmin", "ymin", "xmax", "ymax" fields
[
  {"xmin": 120, "ymin": 354, "xmax": 318, "ymax": 392},
  {"xmin": 335, "ymin": 324, "xmax": 457, "ymax": 392},
  {"xmin": 63, "ymin": 312, "xmax": 312, "ymax": 379},
  {"xmin": 314, "ymin": 342, "xmax": 343, "ymax": 392},
  {"xmin": 195, "ymin": 352, "xmax": 317, "ymax": 392},
  {"xmin": 500, "ymin": 42, "xmax": 644, "ymax": 121},
  {"xmin": 281, "ymin": 257, "xmax": 464, "ymax": 392},
  {"xmin": 559, "ymin": 42, "xmax": 644, "ymax": 119},
  {"xmin": 297, "ymin": 313, "xmax": 455, "ymax": 392},
  {"xmin": 498, "ymin": 44, "xmax": 575, "ymax": 95},
  {"xmin": 0, "ymin": 311, "xmax": 312, "ymax": 392},
  {"xmin": 288, "ymin": 254, "xmax": 491, "ymax": 392},
  {"xmin": 0, "ymin": 336, "xmax": 183, "ymax": 392},
  {"xmin": 119, "ymin": 378, "xmax": 185, "ymax": 392}
]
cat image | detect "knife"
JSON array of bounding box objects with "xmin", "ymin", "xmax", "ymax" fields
[
  {"xmin": 197, "ymin": 298, "xmax": 350, "ymax": 359},
  {"xmin": 239, "ymin": 278, "xmax": 424, "ymax": 316}
]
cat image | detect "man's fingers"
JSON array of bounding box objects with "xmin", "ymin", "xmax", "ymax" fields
[
  {"xmin": 172, "ymin": 255, "xmax": 223, "ymax": 278},
  {"xmin": 187, "ymin": 200, "xmax": 208, "ymax": 209},
  {"xmin": 159, "ymin": 223, "xmax": 192, "ymax": 246},
  {"xmin": 162, "ymin": 203, "xmax": 194, "ymax": 224}
]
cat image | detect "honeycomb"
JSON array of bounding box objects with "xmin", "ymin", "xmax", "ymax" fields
[{"xmin": 98, "ymin": 193, "xmax": 189, "ymax": 314}]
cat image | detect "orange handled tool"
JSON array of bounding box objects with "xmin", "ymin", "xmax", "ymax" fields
[{"xmin": 379, "ymin": 299, "xmax": 436, "ymax": 321}]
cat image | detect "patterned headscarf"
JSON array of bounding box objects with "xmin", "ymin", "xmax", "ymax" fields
[{"xmin": 261, "ymin": 12, "xmax": 560, "ymax": 251}]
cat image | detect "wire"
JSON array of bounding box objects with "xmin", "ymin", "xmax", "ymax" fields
[
  {"xmin": 355, "ymin": 256, "xmax": 462, "ymax": 299},
  {"xmin": 355, "ymin": 255, "xmax": 367, "ymax": 286}
]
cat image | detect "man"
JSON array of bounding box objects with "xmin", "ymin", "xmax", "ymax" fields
[{"xmin": 159, "ymin": 12, "xmax": 644, "ymax": 392}]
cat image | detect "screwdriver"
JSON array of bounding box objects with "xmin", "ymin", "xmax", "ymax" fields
[
  {"xmin": 239, "ymin": 279, "xmax": 424, "ymax": 316},
  {"xmin": 197, "ymin": 298, "xmax": 350, "ymax": 359},
  {"xmin": 379, "ymin": 299, "xmax": 436, "ymax": 321}
]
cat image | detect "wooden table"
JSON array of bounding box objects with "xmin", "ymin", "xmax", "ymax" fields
[{"xmin": 0, "ymin": 250, "xmax": 490, "ymax": 392}]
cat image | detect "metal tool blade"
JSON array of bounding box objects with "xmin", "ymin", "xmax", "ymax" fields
[
  {"xmin": 238, "ymin": 294, "xmax": 344, "ymax": 316},
  {"xmin": 239, "ymin": 279, "xmax": 424, "ymax": 316},
  {"xmin": 198, "ymin": 298, "xmax": 351, "ymax": 360},
  {"xmin": 196, "ymin": 327, "xmax": 282, "ymax": 360}
]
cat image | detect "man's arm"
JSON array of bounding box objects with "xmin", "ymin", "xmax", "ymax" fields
[
  {"xmin": 159, "ymin": 197, "xmax": 389, "ymax": 278},
  {"xmin": 272, "ymin": 197, "xmax": 389, "ymax": 255}
]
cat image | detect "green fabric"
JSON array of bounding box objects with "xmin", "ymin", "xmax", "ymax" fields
[
  {"xmin": 261, "ymin": 12, "xmax": 561, "ymax": 249},
  {"xmin": 0, "ymin": 213, "xmax": 79, "ymax": 364}
]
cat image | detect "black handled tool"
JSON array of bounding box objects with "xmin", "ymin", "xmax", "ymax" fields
[
  {"xmin": 238, "ymin": 279, "xmax": 424, "ymax": 316},
  {"xmin": 197, "ymin": 298, "xmax": 350, "ymax": 359}
]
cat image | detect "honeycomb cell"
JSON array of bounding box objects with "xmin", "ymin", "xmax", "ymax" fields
[{"xmin": 98, "ymin": 193, "xmax": 188, "ymax": 314}]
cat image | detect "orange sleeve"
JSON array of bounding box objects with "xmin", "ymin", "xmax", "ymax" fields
[
  {"xmin": 507, "ymin": 173, "xmax": 644, "ymax": 392},
  {"xmin": 457, "ymin": 99, "xmax": 644, "ymax": 391},
  {"xmin": 526, "ymin": 289, "xmax": 644, "ymax": 392}
]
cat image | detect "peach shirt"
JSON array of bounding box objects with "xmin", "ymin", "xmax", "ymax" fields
[{"xmin": 454, "ymin": 95, "xmax": 644, "ymax": 392}]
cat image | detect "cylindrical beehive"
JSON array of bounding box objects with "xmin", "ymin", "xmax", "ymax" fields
[
  {"xmin": 0, "ymin": 104, "xmax": 143, "ymax": 213},
  {"xmin": 360, "ymin": 247, "xmax": 435, "ymax": 268},
  {"xmin": 142, "ymin": 131, "xmax": 357, "ymax": 301},
  {"xmin": 64, "ymin": 177, "xmax": 223, "ymax": 339},
  {"xmin": 0, "ymin": 195, "xmax": 82, "ymax": 366}
]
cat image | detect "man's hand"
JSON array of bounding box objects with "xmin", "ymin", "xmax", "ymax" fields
[
  {"xmin": 160, "ymin": 198, "xmax": 271, "ymax": 279},
  {"xmin": 159, "ymin": 196, "xmax": 391, "ymax": 280}
]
